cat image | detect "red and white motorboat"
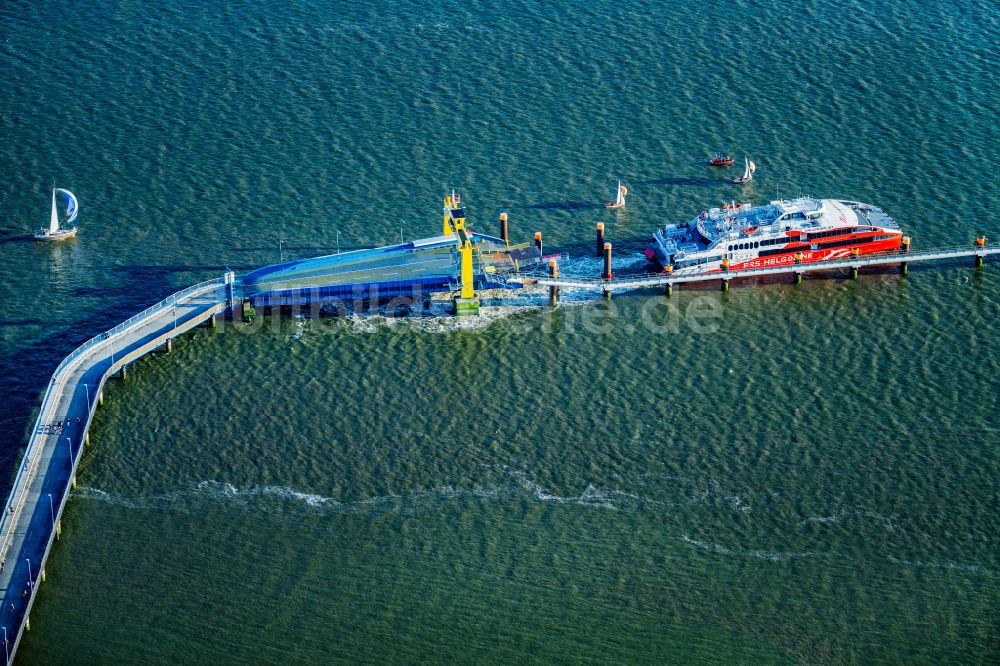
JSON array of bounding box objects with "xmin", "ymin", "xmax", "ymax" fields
[{"xmin": 708, "ymin": 152, "xmax": 735, "ymax": 167}]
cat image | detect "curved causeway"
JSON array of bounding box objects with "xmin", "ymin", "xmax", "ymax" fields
[
  {"xmin": 0, "ymin": 275, "xmax": 231, "ymax": 662},
  {"xmin": 0, "ymin": 240, "xmax": 994, "ymax": 663}
]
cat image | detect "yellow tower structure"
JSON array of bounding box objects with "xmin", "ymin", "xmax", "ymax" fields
[{"xmin": 443, "ymin": 191, "xmax": 480, "ymax": 315}]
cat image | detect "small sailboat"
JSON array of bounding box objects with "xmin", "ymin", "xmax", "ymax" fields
[
  {"xmin": 732, "ymin": 157, "xmax": 756, "ymax": 184},
  {"xmin": 709, "ymin": 151, "xmax": 735, "ymax": 167},
  {"xmin": 34, "ymin": 187, "xmax": 79, "ymax": 241},
  {"xmin": 605, "ymin": 181, "xmax": 628, "ymax": 209}
]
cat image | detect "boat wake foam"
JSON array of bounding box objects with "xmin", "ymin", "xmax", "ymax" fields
[
  {"xmin": 72, "ymin": 469, "xmax": 642, "ymax": 516},
  {"xmin": 681, "ymin": 535, "xmax": 822, "ymax": 562},
  {"xmin": 280, "ymin": 251, "xmax": 657, "ymax": 340},
  {"xmin": 799, "ymin": 508, "xmax": 896, "ymax": 530},
  {"xmin": 555, "ymin": 252, "xmax": 648, "ymax": 280}
]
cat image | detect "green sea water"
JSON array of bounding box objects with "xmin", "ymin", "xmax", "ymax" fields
[{"xmin": 1, "ymin": 0, "xmax": 998, "ymax": 663}]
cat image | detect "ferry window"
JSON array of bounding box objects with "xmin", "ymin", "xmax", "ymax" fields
[{"xmin": 754, "ymin": 241, "xmax": 759, "ymax": 248}]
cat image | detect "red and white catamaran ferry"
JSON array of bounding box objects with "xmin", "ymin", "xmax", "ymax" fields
[{"xmin": 646, "ymin": 197, "xmax": 903, "ymax": 274}]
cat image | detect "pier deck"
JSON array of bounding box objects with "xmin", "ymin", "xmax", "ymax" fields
[
  {"xmin": 0, "ymin": 278, "xmax": 229, "ymax": 663},
  {"xmin": 510, "ymin": 245, "xmax": 999, "ymax": 292},
  {"xmin": 0, "ymin": 237, "xmax": 995, "ymax": 662}
]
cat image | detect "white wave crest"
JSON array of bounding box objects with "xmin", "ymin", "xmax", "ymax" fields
[
  {"xmin": 681, "ymin": 535, "xmax": 819, "ymax": 562},
  {"xmin": 799, "ymin": 508, "xmax": 895, "ymax": 530},
  {"xmin": 73, "ymin": 469, "xmax": 638, "ymax": 516}
]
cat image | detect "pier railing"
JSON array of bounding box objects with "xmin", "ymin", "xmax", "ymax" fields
[
  {"xmin": 508, "ymin": 245, "xmax": 998, "ymax": 289},
  {"xmin": 0, "ymin": 277, "xmax": 227, "ymax": 565}
]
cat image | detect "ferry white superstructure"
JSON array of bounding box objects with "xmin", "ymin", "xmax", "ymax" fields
[{"xmin": 647, "ymin": 197, "xmax": 903, "ymax": 274}]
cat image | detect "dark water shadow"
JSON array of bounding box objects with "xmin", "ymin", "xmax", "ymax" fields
[
  {"xmin": 0, "ymin": 234, "xmax": 36, "ymax": 245},
  {"xmin": 0, "ymin": 262, "xmax": 236, "ymax": 489},
  {"xmin": 0, "ymin": 319, "xmax": 45, "ymax": 328},
  {"xmin": 230, "ymin": 245, "xmax": 369, "ymax": 255},
  {"xmin": 641, "ymin": 176, "xmax": 729, "ymax": 187},
  {"xmin": 122, "ymin": 263, "xmax": 259, "ymax": 274},
  {"xmin": 518, "ymin": 201, "xmax": 606, "ymax": 211}
]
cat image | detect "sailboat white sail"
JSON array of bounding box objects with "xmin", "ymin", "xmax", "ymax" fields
[
  {"xmin": 49, "ymin": 188, "xmax": 59, "ymax": 234},
  {"xmin": 605, "ymin": 181, "xmax": 628, "ymax": 209},
  {"xmin": 35, "ymin": 186, "xmax": 79, "ymax": 241},
  {"xmin": 733, "ymin": 157, "xmax": 757, "ymax": 184}
]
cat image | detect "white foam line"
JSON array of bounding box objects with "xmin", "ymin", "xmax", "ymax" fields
[
  {"xmin": 799, "ymin": 508, "xmax": 895, "ymax": 530},
  {"xmin": 886, "ymin": 555, "xmax": 996, "ymax": 577},
  {"xmin": 681, "ymin": 535, "xmax": 821, "ymax": 562},
  {"xmin": 73, "ymin": 471, "xmax": 639, "ymax": 515}
]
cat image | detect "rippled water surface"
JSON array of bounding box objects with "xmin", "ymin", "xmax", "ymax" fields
[{"xmin": 1, "ymin": 0, "xmax": 997, "ymax": 663}]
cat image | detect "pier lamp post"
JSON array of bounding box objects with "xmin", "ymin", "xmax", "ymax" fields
[
  {"xmin": 3, "ymin": 626, "xmax": 8, "ymax": 664},
  {"xmin": 279, "ymin": 239, "xmax": 285, "ymax": 263},
  {"xmin": 84, "ymin": 383, "xmax": 91, "ymax": 414},
  {"xmin": 66, "ymin": 436, "xmax": 74, "ymax": 470},
  {"xmin": 25, "ymin": 559, "xmax": 32, "ymax": 591},
  {"xmin": 337, "ymin": 230, "xmax": 340, "ymax": 255}
]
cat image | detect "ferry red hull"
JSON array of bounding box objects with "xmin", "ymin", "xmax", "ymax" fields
[
  {"xmin": 686, "ymin": 234, "xmax": 904, "ymax": 275},
  {"xmin": 735, "ymin": 235, "xmax": 901, "ymax": 270}
]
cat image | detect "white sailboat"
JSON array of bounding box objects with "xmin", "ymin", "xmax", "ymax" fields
[
  {"xmin": 34, "ymin": 187, "xmax": 78, "ymax": 241},
  {"xmin": 605, "ymin": 181, "xmax": 628, "ymax": 209},
  {"xmin": 732, "ymin": 157, "xmax": 756, "ymax": 184}
]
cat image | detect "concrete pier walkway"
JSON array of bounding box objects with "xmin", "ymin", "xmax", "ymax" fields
[
  {"xmin": 512, "ymin": 245, "xmax": 999, "ymax": 293},
  {"xmin": 0, "ymin": 237, "xmax": 994, "ymax": 662},
  {"xmin": 0, "ymin": 276, "xmax": 230, "ymax": 663}
]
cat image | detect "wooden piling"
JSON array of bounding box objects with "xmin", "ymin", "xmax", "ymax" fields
[{"xmin": 548, "ymin": 260, "xmax": 559, "ymax": 305}]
